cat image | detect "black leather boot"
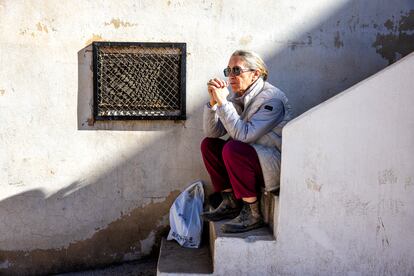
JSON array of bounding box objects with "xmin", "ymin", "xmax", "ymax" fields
[
  {"xmin": 201, "ymin": 191, "xmax": 241, "ymax": 221},
  {"xmin": 221, "ymin": 200, "xmax": 264, "ymax": 233}
]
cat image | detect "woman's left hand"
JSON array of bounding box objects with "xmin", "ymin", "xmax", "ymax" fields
[{"xmin": 207, "ymin": 78, "xmax": 229, "ymax": 106}]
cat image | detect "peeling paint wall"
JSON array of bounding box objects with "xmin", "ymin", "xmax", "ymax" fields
[
  {"xmin": 265, "ymin": 2, "xmax": 414, "ymax": 115},
  {"xmin": 0, "ymin": 0, "xmax": 413, "ymax": 275},
  {"xmin": 276, "ymin": 53, "xmax": 414, "ymax": 274},
  {"xmin": 372, "ymin": 10, "xmax": 414, "ymax": 64}
]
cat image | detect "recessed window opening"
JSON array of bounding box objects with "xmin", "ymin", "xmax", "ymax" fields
[{"xmin": 93, "ymin": 42, "xmax": 186, "ymax": 120}]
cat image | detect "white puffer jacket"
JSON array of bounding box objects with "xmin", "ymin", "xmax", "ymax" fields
[{"xmin": 203, "ymin": 77, "xmax": 292, "ymax": 191}]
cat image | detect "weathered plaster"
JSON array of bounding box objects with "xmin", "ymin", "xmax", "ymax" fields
[
  {"xmin": 0, "ymin": 190, "xmax": 179, "ymax": 275},
  {"xmin": 372, "ymin": 10, "xmax": 414, "ymax": 64},
  {"xmin": 85, "ymin": 34, "xmax": 105, "ymax": 46},
  {"xmin": 104, "ymin": 18, "xmax": 137, "ymax": 29},
  {"xmin": 275, "ymin": 53, "xmax": 414, "ymax": 275},
  {"xmin": 334, "ymin": 31, "xmax": 344, "ymax": 48}
]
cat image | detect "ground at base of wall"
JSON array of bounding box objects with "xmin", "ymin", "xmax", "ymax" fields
[{"xmin": 55, "ymin": 258, "xmax": 157, "ymax": 276}]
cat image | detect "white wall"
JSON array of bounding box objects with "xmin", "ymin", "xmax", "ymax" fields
[
  {"xmin": 276, "ymin": 52, "xmax": 414, "ymax": 275},
  {"xmin": 0, "ymin": 0, "xmax": 413, "ymax": 274}
]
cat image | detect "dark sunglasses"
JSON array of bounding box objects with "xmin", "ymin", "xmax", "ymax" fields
[{"xmin": 223, "ymin": 66, "xmax": 255, "ymax": 77}]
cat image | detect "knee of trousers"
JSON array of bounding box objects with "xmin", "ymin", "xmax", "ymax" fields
[
  {"xmin": 222, "ymin": 140, "xmax": 251, "ymax": 161},
  {"xmin": 201, "ymin": 137, "xmax": 220, "ymax": 155}
]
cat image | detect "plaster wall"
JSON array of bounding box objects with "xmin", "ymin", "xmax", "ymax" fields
[
  {"xmin": 276, "ymin": 52, "xmax": 414, "ymax": 275},
  {"xmin": 0, "ymin": 0, "xmax": 413, "ymax": 274}
]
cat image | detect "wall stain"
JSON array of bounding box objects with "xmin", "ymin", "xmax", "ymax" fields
[
  {"xmin": 347, "ymin": 15, "xmax": 360, "ymax": 32},
  {"xmin": 378, "ymin": 169, "xmax": 397, "ymax": 185},
  {"xmin": 334, "ymin": 31, "xmax": 344, "ymax": 48},
  {"xmin": 384, "ymin": 19, "xmax": 394, "ymax": 31},
  {"xmin": 377, "ymin": 198, "xmax": 404, "ymax": 216},
  {"xmin": 85, "ymin": 34, "xmax": 104, "ymax": 46},
  {"xmin": 8, "ymin": 181, "xmax": 24, "ymax": 187},
  {"xmin": 399, "ymin": 10, "xmax": 414, "ymax": 31},
  {"xmin": 306, "ymin": 178, "xmax": 322, "ymax": 192},
  {"xmin": 86, "ymin": 117, "xmax": 95, "ymax": 126},
  {"xmin": 36, "ymin": 22, "xmax": 48, "ymax": 33},
  {"xmin": 0, "ymin": 190, "xmax": 180, "ymax": 275},
  {"xmin": 405, "ymin": 177, "xmax": 413, "ymax": 189},
  {"xmin": 239, "ymin": 35, "xmax": 252, "ymax": 46},
  {"xmin": 0, "ymin": 89, "xmax": 5, "ymax": 96},
  {"xmin": 376, "ymin": 217, "xmax": 390, "ymax": 249},
  {"xmin": 344, "ymin": 198, "xmax": 371, "ymax": 216},
  {"xmin": 372, "ymin": 10, "xmax": 414, "ymax": 64},
  {"xmin": 288, "ymin": 35, "xmax": 312, "ymax": 51},
  {"xmin": 307, "ymin": 35, "xmax": 312, "ymax": 45},
  {"xmin": 105, "ymin": 18, "xmax": 137, "ymax": 29},
  {"xmin": 19, "ymin": 19, "xmax": 56, "ymax": 37}
]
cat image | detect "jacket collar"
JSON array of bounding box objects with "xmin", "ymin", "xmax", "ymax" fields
[{"xmin": 242, "ymin": 77, "xmax": 264, "ymax": 108}]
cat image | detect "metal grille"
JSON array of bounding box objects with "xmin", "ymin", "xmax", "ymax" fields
[{"xmin": 93, "ymin": 42, "xmax": 186, "ymax": 120}]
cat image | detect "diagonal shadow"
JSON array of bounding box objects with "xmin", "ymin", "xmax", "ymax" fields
[{"xmin": 265, "ymin": 1, "xmax": 414, "ymax": 116}]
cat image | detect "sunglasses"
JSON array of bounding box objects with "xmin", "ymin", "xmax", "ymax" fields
[{"xmin": 223, "ymin": 66, "xmax": 255, "ymax": 77}]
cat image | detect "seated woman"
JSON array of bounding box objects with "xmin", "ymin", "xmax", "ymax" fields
[{"xmin": 201, "ymin": 50, "xmax": 292, "ymax": 233}]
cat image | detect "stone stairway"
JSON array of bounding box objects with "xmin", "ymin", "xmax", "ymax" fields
[{"xmin": 157, "ymin": 191, "xmax": 279, "ymax": 275}]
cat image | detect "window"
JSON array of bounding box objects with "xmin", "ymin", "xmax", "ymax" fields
[{"xmin": 93, "ymin": 42, "xmax": 186, "ymax": 120}]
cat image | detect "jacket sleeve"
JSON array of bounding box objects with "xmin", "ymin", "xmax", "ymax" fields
[
  {"xmin": 203, "ymin": 103, "xmax": 228, "ymax": 138},
  {"xmin": 216, "ymin": 98, "xmax": 285, "ymax": 143}
]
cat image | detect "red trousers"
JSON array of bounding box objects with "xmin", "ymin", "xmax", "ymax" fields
[{"xmin": 200, "ymin": 137, "xmax": 264, "ymax": 199}]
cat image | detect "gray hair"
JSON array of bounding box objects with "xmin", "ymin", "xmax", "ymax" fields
[{"xmin": 231, "ymin": 50, "xmax": 268, "ymax": 81}]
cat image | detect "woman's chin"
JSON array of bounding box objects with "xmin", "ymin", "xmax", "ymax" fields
[{"xmin": 230, "ymin": 85, "xmax": 239, "ymax": 93}]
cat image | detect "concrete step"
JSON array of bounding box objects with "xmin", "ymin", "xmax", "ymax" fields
[
  {"xmin": 260, "ymin": 190, "xmax": 279, "ymax": 233},
  {"xmin": 157, "ymin": 238, "xmax": 213, "ymax": 276},
  {"xmin": 208, "ymin": 191, "xmax": 279, "ymax": 275},
  {"xmin": 157, "ymin": 191, "xmax": 279, "ymax": 275},
  {"xmin": 209, "ymin": 219, "xmax": 277, "ymax": 275}
]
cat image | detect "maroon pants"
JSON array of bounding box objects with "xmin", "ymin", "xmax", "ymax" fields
[{"xmin": 200, "ymin": 137, "xmax": 264, "ymax": 199}]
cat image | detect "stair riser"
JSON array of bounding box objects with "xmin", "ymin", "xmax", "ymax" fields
[{"xmin": 213, "ymin": 238, "xmax": 277, "ymax": 275}]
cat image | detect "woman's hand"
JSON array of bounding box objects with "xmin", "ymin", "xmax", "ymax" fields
[
  {"xmin": 207, "ymin": 83, "xmax": 217, "ymax": 107},
  {"xmin": 207, "ymin": 78, "xmax": 229, "ymax": 107}
]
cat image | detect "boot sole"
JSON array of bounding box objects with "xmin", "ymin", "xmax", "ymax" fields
[
  {"xmin": 201, "ymin": 210, "xmax": 241, "ymax": 222},
  {"xmin": 221, "ymin": 221, "xmax": 265, "ymax": 233}
]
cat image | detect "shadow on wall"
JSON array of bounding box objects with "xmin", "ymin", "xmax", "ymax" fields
[
  {"xmin": 0, "ymin": 46, "xmax": 207, "ymax": 275},
  {"xmin": 0, "ymin": 45, "xmax": 204, "ymax": 275},
  {"xmin": 0, "ymin": 184, "xmax": 181, "ymax": 274},
  {"xmin": 1, "ymin": 1, "xmax": 414, "ymax": 275},
  {"xmin": 0, "ymin": 136, "xmax": 186, "ymax": 274},
  {"xmin": 265, "ymin": 1, "xmax": 414, "ymax": 117}
]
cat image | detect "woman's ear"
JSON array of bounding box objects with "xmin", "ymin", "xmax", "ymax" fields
[{"xmin": 252, "ymin": 69, "xmax": 261, "ymax": 81}]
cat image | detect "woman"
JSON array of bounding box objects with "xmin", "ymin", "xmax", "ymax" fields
[{"xmin": 201, "ymin": 50, "xmax": 292, "ymax": 233}]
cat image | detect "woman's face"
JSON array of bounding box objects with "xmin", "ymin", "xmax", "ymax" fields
[{"xmin": 227, "ymin": 55, "xmax": 259, "ymax": 94}]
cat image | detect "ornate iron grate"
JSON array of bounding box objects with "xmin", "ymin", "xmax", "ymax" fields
[{"xmin": 92, "ymin": 42, "xmax": 186, "ymax": 120}]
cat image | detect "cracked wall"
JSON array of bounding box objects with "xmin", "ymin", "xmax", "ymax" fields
[{"xmin": 0, "ymin": 0, "xmax": 413, "ymax": 275}]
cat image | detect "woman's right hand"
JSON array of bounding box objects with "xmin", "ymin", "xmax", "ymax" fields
[
  {"xmin": 207, "ymin": 85, "xmax": 217, "ymax": 106},
  {"xmin": 207, "ymin": 78, "xmax": 228, "ymax": 107}
]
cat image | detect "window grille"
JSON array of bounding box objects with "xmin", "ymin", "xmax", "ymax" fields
[{"xmin": 92, "ymin": 42, "xmax": 186, "ymax": 120}]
